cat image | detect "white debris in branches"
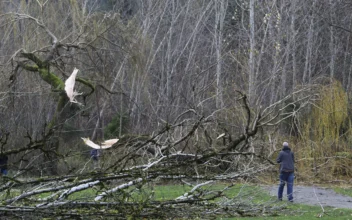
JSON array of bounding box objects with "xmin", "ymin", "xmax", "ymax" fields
[
  {"xmin": 65, "ymin": 68, "xmax": 82, "ymax": 104},
  {"xmin": 81, "ymin": 137, "xmax": 119, "ymax": 149},
  {"xmin": 101, "ymin": 138, "xmax": 119, "ymax": 147},
  {"xmin": 81, "ymin": 137, "xmax": 101, "ymax": 149}
]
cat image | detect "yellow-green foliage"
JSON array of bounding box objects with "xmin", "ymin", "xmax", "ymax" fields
[
  {"xmin": 333, "ymin": 151, "xmax": 352, "ymax": 176},
  {"xmin": 300, "ymin": 80, "xmax": 351, "ymax": 178},
  {"xmin": 304, "ymin": 80, "xmax": 348, "ymax": 153}
]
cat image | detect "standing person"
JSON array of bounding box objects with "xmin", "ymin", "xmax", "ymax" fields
[
  {"xmin": 90, "ymin": 149, "xmax": 100, "ymax": 169},
  {"xmin": 276, "ymin": 142, "xmax": 295, "ymax": 202},
  {"xmin": 0, "ymin": 154, "xmax": 8, "ymax": 176}
]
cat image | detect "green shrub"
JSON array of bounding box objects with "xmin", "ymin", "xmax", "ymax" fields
[{"xmin": 104, "ymin": 113, "xmax": 128, "ymax": 138}]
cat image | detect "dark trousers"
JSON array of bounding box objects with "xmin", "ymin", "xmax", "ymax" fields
[{"xmin": 278, "ymin": 172, "xmax": 294, "ymax": 201}]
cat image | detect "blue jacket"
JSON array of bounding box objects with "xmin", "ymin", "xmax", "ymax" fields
[
  {"xmin": 276, "ymin": 146, "xmax": 294, "ymax": 172},
  {"xmin": 90, "ymin": 149, "xmax": 100, "ymax": 160},
  {"xmin": 0, "ymin": 155, "xmax": 8, "ymax": 170}
]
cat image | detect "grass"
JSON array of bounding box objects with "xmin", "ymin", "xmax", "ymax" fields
[
  {"xmin": 153, "ymin": 184, "xmax": 192, "ymax": 200},
  {"xmin": 333, "ymin": 186, "xmax": 352, "ymax": 197}
]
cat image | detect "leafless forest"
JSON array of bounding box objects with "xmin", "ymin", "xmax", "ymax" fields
[{"xmin": 0, "ymin": 0, "xmax": 351, "ymax": 219}]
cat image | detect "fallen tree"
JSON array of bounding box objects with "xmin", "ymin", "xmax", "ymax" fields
[
  {"xmin": 0, "ymin": 3, "xmax": 319, "ymax": 218},
  {"xmin": 0, "ymin": 88, "xmax": 315, "ymax": 219}
]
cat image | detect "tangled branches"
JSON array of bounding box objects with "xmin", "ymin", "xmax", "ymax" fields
[{"xmin": 0, "ymin": 89, "xmax": 314, "ymax": 219}]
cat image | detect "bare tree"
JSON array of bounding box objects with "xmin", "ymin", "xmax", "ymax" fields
[{"xmin": 248, "ymin": 0, "xmax": 256, "ymax": 103}]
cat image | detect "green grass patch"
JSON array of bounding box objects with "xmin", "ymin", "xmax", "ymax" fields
[
  {"xmin": 67, "ymin": 188, "xmax": 98, "ymax": 200},
  {"xmin": 333, "ymin": 187, "xmax": 352, "ymax": 197},
  {"xmin": 153, "ymin": 184, "xmax": 192, "ymax": 200},
  {"xmin": 151, "ymin": 183, "xmax": 272, "ymax": 203}
]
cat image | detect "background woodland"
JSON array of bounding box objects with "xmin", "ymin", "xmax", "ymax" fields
[{"xmin": 0, "ymin": 0, "xmax": 351, "ymax": 218}]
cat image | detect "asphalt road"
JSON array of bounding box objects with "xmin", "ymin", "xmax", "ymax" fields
[{"xmin": 267, "ymin": 185, "xmax": 352, "ymax": 209}]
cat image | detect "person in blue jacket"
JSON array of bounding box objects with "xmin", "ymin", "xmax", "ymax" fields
[
  {"xmin": 276, "ymin": 142, "xmax": 295, "ymax": 202},
  {"xmin": 0, "ymin": 154, "xmax": 8, "ymax": 176},
  {"xmin": 90, "ymin": 149, "xmax": 100, "ymax": 169}
]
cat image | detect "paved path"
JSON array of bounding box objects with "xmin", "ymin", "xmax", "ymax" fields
[{"xmin": 267, "ymin": 185, "xmax": 352, "ymax": 209}]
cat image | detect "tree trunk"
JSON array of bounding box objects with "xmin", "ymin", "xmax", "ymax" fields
[{"xmin": 248, "ymin": 0, "xmax": 255, "ymax": 103}]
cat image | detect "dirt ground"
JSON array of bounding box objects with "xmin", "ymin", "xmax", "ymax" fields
[{"xmin": 267, "ymin": 185, "xmax": 352, "ymax": 209}]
